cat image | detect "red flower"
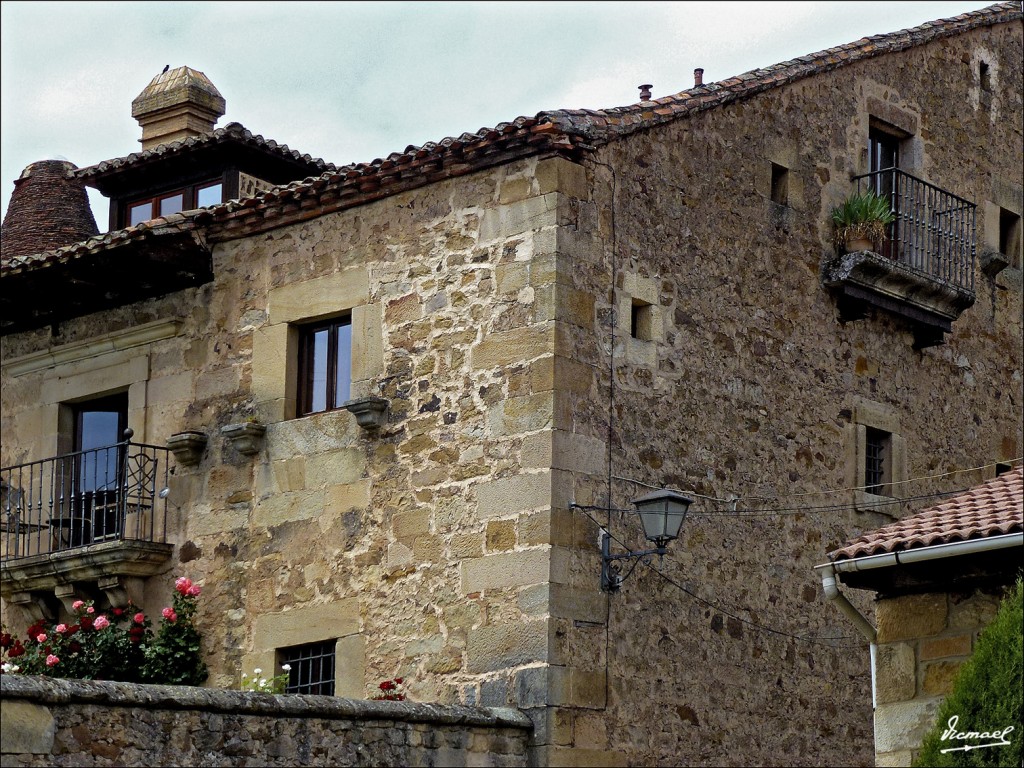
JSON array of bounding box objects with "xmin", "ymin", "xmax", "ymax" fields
[
  {"xmin": 80, "ymin": 616, "xmax": 93, "ymax": 630},
  {"xmin": 8, "ymin": 643, "xmax": 25, "ymax": 658},
  {"xmin": 69, "ymin": 641, "xmax": 82, "ymax": 653},
  {"xmin": 112, "ymin": 608, "xmax": 124, "ymax": 617},
  {"xmin": 394, "ymin": 677, "xmax": 403, "ymax": 685},
  {"xmin": 1, "ymin": 632, "xmax": 11, "ymax": 648}
]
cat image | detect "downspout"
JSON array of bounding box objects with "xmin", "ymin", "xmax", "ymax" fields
[
  {"xmin": 819, "ymin": 566, "xmax": 878, "ymax": 709},
  {"xmin": 815, "ymin": 532, "xmax": 1024, "ymax": 711}
]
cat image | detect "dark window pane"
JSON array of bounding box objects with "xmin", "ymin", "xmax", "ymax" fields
[
  {"xmin": 129, "ymin": 202, "xmax": 152, "ymax": 226},
  {"xmin": 196, "ymin": 183, "xmax": 222, "ymax": 208},
  {"xmin": 335, "ymin": 322, "xmax": 352, "ymax": 405},
  {"xmin": 280, "ymin": 640, "xmax": 335, "ymax": 695},
  {"xmin": 159, "ymin": 193, "xmax": 184, "ymax": 217}
]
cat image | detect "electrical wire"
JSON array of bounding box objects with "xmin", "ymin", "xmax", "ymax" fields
[
  {"xmin": 572, "ymin": 504, "xmax": 862, "ymax": 649},
  {"xmin": 611, "ymin": 457, "xmax": 1022, "ymax": 514}
]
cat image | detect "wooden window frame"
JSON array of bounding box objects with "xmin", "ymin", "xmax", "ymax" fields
[
  {"xmin": 297, "ymin": 316, "xmax": 353, "ymax": 417},
  {"xmin": 124, "ymin": 179, "xmax": 223, "ymax": 227}
]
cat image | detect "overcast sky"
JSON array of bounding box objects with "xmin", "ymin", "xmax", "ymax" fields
[{"xmin": 0, "ymin": 1, "xmax": 996, "ymax": 225}]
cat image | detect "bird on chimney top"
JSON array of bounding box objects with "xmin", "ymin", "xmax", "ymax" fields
[{"xmin": 162, "ymin": 64, "xmax": 170, "ymax": 73}]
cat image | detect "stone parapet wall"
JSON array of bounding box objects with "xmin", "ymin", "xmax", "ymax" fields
[
  {"xmin": 872, "ymin": 588, "xmax": 1007, "ymax": 766},
  {"xmin": 0, "ymin": 676, "xmax": 532, "ymax": 767}
]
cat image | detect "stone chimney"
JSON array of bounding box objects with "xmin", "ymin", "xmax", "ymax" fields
[
  {"xmin": 131, "ymin": 66, "xmax": 226, "ymax": 150},
  {"xmin": 2, "ymin": 160, "xmax": 98, "ymax": 260}
]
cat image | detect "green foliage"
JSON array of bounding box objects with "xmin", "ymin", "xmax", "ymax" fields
[
  {"xmin": 831, "ymin": 191, "xmax": 896, "ymax": 246},
  {"xmin": 139, "ymin": 579, "xmax": 208, "ymax": 686},
  {"xmin": 1, "ymin": 575, "xmax": 206, "ymax": 687},
  {"xmin": 241, "ymin": 665, "xmax": 290, "ymax": 694},
  {"xmin": 914, "ymin": 578, "xmax": 1023, "ymax": 767}
]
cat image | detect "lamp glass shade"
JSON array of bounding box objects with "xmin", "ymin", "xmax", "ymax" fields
[{"xmin": 631, "ymin": 489, "xmax": 693, "ymax": 545}]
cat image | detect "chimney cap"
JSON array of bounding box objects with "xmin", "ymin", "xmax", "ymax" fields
[
  {"xmin": 131, "ymin": 66, "xmax": 226, "ymax": 150},
  {"xmin": 694, "ymin": 68, "xmax": 704, "ymax": 86},
  {"xmin": 638, "ymin": 83, "xmax": 653, "ymax": 101},
  {"xmin": 132, "ymin": 66, "xmax": 225, "ymax": 119}
]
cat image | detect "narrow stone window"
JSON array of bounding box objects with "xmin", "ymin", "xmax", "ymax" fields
[
  {"xmin": 979, "ymin": 61, "xmax": 991, "ymax": 92},
  {"xmin": 630, "ymin": 299, "xmax": 654, "ymax": 340},
  {"xmin": 279, "ymin": 639, "xmax": 336, "ymax": 695},
  {"xmin": 999, "ymin": 208, "xmax": 1021, "ymax": 269},
  {"xmin": 770, "ymin": 163, "xmax": 789, "ymax": 206},
  {"xmin": 864, "ymin": 427, "xmax": 891, "ymax": 495}
]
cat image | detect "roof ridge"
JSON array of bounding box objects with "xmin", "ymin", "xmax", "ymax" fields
[
  {"xmin": 76, "ymin": 123, "xmax": 336, "ymax": 179},
  {"xmin": 538, "ymin": 1, "xmax": 1022, "ymax": 143}
]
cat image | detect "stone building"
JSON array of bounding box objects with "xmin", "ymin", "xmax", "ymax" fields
[
  {"xmin": 2, "ymin": 4, "xmax": 1022, "ymax": 766},
  {"xmin": 819, "ymin": 466, "xmax": 1022, "ymax": 767}
]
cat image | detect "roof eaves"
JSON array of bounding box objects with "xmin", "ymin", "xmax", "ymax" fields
[{"xmin": 0, "ymin": 214, "xmax": 204, "ymax": 277}]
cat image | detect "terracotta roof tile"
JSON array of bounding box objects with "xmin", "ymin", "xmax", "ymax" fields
[
  {"xmin": 75, "ymin": 122, "xmax": 335, "ymax": 179},
  {"xmin": 829, "ymin": 466, "xmax": 1023, "ymax": 561}
]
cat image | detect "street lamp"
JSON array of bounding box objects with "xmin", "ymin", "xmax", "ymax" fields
[{"xmin": 594, "ymin": 489, "xmax": 693, "ymax": 592}]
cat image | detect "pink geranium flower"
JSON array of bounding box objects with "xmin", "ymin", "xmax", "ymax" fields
[
  {"xmin": 36, "ymin": 633, "xmax": 47, "ymax": 643},
  {"xmin": 187, "ymin": 585, "xmax": 201, "ymax": 597},
  {"xmin": 86, "ymin": 606, "xmax": 95, "ymax": 614},
  {"xmin": 134, "ymin": 612, "xmax": 146, "ymax": 624},
  {"xmin": 162, "ymin": 607, "xmax": 177, "ymax": 623},
  {"xmin": 56, "ymin": 624, "xmax": 68, "ymax": 633},
  {"xmin": 45, "ymin": 654, "xmax": 60, "ymax": 667},
  {"xmin": 72, "ymin": 600, "xmax": 85, "ymax": 610},
  {"xmin": 175, "ymin": 577, "xmax": 192, "ymax": 595},
  {"xmin": 93, "ymin": 616, "xmax": 110, "ymax": 630}
]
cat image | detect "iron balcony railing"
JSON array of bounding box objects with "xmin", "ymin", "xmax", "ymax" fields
[
  {"xmin": 853, "ymin": 168, "xmax": 976, "ymax": 293},
  {"xmin": 1, "ymin": 431, "xmax": 169, "ymax": 563}
]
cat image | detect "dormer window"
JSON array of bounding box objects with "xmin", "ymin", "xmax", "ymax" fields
[{"xmin": 125, "ymin": 180, "xmax": 223, "ymax": 227}]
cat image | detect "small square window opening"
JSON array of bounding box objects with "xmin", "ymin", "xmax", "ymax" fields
[
  {"xmin": 770, "ymin": 163, "xmax": 789, "ymax": 206},
  {"xmin": 630, "ymin": 300, "xmax": 654, "ymax": 341},
  {"xmin": 999, "ymin": 208, "xmax": 1021, "ymax": 268},
  {"xmin": 279, "ymin": 640, "xmax": 336, "ymax": 695}
]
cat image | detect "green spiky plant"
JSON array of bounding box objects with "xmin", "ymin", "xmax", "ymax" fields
[
  {"xmin": 914, "ymin": 577, "xmax": 1023, "ymax": 767},
  {"xmin": 831, "ymin": 191, "xmax": 896, "ymax": 249}
]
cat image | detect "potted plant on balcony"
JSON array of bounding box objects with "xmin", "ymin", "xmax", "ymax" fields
[{"xmin": 831, "ymin": 191, "xmax": 896, "ymax": 254}]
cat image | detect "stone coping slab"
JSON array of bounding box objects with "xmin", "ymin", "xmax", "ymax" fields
[{"xmin": 0, "ymin": 676, "xmax": 533, "ymax": 730}]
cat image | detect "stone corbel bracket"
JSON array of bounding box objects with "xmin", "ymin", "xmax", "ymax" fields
[
  {"xmin": 342, "ymin": 397, "xmax": 390, "ymax": 432},
  {"xmin": 167, "ymin": 431, "xmax": 208, "ymax": 467},
  {"xmin": 221, "ymin": 422, "xmax": 266, "ymax": 456}
]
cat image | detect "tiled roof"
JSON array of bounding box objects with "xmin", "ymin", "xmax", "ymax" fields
[
  {"xmin": 0, "ymin": 214, "xmax": 200, "ymax": 277},
  {"xmin": 829, "ymin": 466, "xmax": 1024, "ymax": 561},
  {"xmin": 3, "ymin": 2, "xmax": 1019, "ymax": 274},
  {"xmin": 75, "ymin": 122, "xmax": 335, "ymax": 179}
]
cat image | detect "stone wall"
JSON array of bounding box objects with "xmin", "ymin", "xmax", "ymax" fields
[
  {"xmin": 872, "ymin": 587, "xmax": 1007, "ymax": 767},
  {"xmin": 0, "ymin": 676, "xmax": 532, "ymax": 767}
]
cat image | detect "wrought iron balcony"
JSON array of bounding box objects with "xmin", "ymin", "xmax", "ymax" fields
[
  {"xmin": 823, "ymin": 168, "xmax": 977, "ymax": 348},
  {"xmin": 1, "ymin": 432, "xmax": 173, "ymax": 616}
]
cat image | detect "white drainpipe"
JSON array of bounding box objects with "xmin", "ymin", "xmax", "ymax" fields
[{"xmin": 814, "ymin": 532, "xmax": 1023, "ymax": 711}]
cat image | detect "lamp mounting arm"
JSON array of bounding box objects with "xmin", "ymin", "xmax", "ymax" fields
[{"xmin": 599, "ymin": 529, "xmax": 667, "ymax": 592}]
